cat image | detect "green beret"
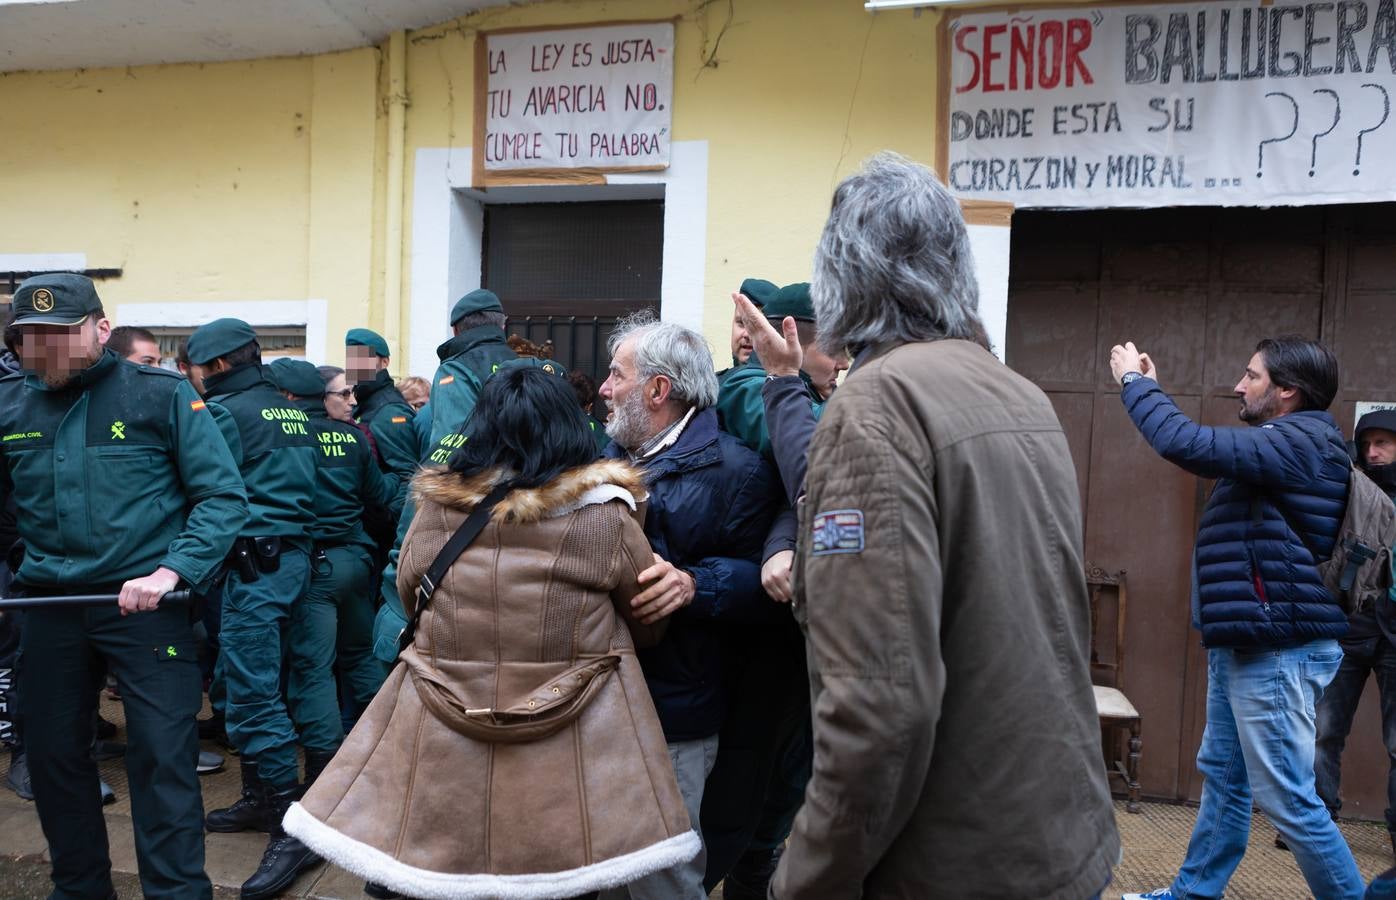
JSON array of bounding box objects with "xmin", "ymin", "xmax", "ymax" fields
[
  {"xmin": 738, "ymin": 278, "xmax": 778, "ymax": 309},
  {"xmin": 764, "ymin": 282, "xmax": 815, "ymax": 323},
  {"xmin": 266, "ymin": 358, "xmax": 326, "ymax": 398},
  {"xmin": 11, "ymin": 273, "xmax": 104, "ymax": 326},
  {"xmin": 490, "ymin": 356, "xmax": 565, "ymax": 379},
  {"xmin": 345, "ymin": 328, "xmax": 390, "ymax": 358},
  {"xmin": 186, "ymin": 318, "xmax": 258, "ymax": 365},
  {"xmin": 450, "ymin": 289, "xmax": 503, "ymax": 326}
]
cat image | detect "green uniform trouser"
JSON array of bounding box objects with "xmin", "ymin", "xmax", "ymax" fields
[
  {"xmin": 217, "ymin": 548, "xmax": 310, "ymax": 789},
  {"xmin": 287, "ymin": 544, "xmax": 385, "ymax": 752},
  {"xmin": 19, "ymin": 596, "xmax": 211, "ymax": 900}
]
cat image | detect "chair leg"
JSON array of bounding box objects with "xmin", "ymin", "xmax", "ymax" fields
[{"xmin": 1126, "ymin": 719, "xmax": 1142, "ymax": 813}]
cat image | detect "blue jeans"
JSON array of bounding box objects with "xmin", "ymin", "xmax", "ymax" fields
[
  {"xmin": 1315, "ymin": 636, "xmax": 1396, "ymax": 832},
  {"xmin": 1171, "ymin": 641, "xmax": 1363, "ymax": 899}
]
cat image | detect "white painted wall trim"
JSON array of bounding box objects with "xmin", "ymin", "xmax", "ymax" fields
[
  {"xmin": 0, "ymin": 252, "xmax": 88, "ymax": 272},
  {"xmin": 966, "ymin": 223, "xmax": 1011, "ymax": 361},
  {"xmin": 112, "ymin": 299, "xmax": 330, "ymax": 363},
  {"xmin": 408, "ymin": 141, "xmax": 709, "ymax": 378}
]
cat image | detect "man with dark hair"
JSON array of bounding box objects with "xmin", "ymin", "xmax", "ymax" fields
[
  {"xmin": 423, "ymin": 289, "xmax": 517, "ymax": 463},
  {"xmin": 1309, "ymin": 407, "xmax": 1396, "ymax": 858},
  {"xmin": 1113, "ymin": 335, "xmax": 1361, "ymax": 899},
  {"xmin": 185, "ymin": 319, "xmax": 321, "ymax": 900},
  {"xmin": 0, "ymin": 275, "xmax": 248, "ymax": 899},
  {"xmin": 106, "ymin": 325, "xmax": 160, "ymax": 366},
  {"xmin": 344, "ymin": 329, "xmax": 420, "ymax": 492},
  {"xmin": 266, "ymin": 359, "xmax": 399, "ymax": 793}
]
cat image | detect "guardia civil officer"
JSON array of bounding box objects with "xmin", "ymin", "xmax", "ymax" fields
[
  {"xmin": 422, "ymin": 288, "xmax": 518, "ymax": 463},
  {"xmin": 0, "ymin": 274, "xmax": 248, "ymax": 899},
  {"xmin": 266, "ymin": 359, "xmax": 400, "ymax": 772},
  {"xmin": 344, "ymin": 329, "xmax": 420, "ymax": 491},
  {"xmin": 185, "ymin": 319, "xmax": 320, "ymax": 900}
]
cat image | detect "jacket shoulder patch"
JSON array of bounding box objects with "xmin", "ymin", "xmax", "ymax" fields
[{"xmin": 812, "ymin": 509, "xmax": 865, "ymax": 556}]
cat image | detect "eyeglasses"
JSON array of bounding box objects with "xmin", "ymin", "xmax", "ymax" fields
[{"xmin": 329, "ymin": 388, "xmax": 354, "ymax": 399}]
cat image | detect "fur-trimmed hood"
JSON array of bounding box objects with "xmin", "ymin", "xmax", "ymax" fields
[{"xmin": 412, "ymin": 459, "xmax": 648, "ymax": 524}]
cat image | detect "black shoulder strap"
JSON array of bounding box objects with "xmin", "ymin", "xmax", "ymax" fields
[{"xmin": 399, "ymin": 481, "xmax": 511, "ymax": 653}]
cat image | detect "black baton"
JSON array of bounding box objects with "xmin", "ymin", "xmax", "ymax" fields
[{"xmin": 0, "ymin": 590, "xmax": 191, "ymax": 610}]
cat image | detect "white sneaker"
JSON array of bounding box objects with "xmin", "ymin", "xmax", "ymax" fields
[
  {"xmin": 1122, "ymin": 891, "xmax": 1175, "ymax": 900},
  {"xmin": 196, "ymin": 750, "xmax": 225, "ymax": 775}
]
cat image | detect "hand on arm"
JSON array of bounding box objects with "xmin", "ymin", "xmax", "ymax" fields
[
  {"xmin": 631, "ymin": 553, "xmax": 695, "ymax": 625},
  {"xmin": 762, "ymin": 549, "xmax": 794, "ymax": 603}
]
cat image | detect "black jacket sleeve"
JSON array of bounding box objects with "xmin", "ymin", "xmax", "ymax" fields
[{"xmin": 763, "ymin": 375, "xmax": 819, "ymax": 506}]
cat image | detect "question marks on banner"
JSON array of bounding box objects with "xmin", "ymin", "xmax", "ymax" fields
[
  {"xmin": 1257, "ymin": 92, "xmax": 1299, "ymax": 179},
  {"xmin": 1355, "ymin": 84, "xmax": 1390, "ymax": 176},
  {"xmin": 1309, "ymin": 90, "xmax": 1340, "ymax": 178}
]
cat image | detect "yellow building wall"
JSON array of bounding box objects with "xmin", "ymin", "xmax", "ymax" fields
[
  {"xmin": 0, "ymin": 49, "xmax": 381, "ymax": 365},
  {"xmin": 401, "ymin": 0, "xmax": 945, "ymax": 357},
  {"xmin": 0, "ymin": 0, "xmax": 948, "ymax": 365}
]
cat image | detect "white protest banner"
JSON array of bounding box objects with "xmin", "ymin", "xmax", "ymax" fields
[
  {"xmin": 477, "ymin": 21, "xmax": 673, "ymax": 178},
  {"xmin": 942, "ymin": 1, "xmax": 1396, "ymax": 208}
]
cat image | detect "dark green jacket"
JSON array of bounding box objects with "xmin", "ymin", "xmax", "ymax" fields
[
  {"xmin": 352, "ymin": 369, "xmax": 421, "ymax": 494},
  {"xmin": 298, "ymin": 400, "xmax": 402, "ymax": 551},
  {"xmin": 715, "ymin": 354, "xmax": 823, "ymax": 461},
  {"xmin": 204, "ymin": 364, "xmax": 317, "ymax": 547},
  {"xmin": 425, "ymin": 325, "xmax": 516, "ymax": 458},
  {"xmin": 0, "ymin": 350, "xmax": 248, "ymax": 588}
]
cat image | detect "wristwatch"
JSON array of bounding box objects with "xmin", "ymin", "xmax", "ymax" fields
[{"xmin": 1121, "ymin": 371, "xmax": 1144, "ymax": 387}]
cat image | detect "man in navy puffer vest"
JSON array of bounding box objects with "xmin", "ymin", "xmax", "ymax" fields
[{"xmin": 1115, "ymin": 336, "xmax": 1363, "ymax": 900}]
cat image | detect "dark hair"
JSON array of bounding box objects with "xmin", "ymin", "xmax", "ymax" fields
[
  {"xmin": 221, "ymin": 340, "xmax": 262, "ymax": 370},
  {"xmin": 453, "ymin": 310, "xmax": 508, "ymax": 335},
  {"xmin": 1255, "ymin": 335, "xmax": 1339, "ymax": 412},
  {"xmin": 317, "ymin": 365, "xmax": 344, "ymax": 385},
  {"xmin": 107, "ymin": 325, "xmax": 157, "ymax": 358},
  {"xmin": 175, "ymin": 338, "xmax": 191, "ymax": 366},
  {"xmin": 566, "ymin": 370, "xmax": 596, "ymax": 408},
  {"xmin": 448, "ymin": 366, "xmax": 599, "ymax": 488}
]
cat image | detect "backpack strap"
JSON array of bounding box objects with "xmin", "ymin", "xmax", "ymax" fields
[{"xmin": 398, "ymin": 481, "xmax": 511, "ymax": 654}]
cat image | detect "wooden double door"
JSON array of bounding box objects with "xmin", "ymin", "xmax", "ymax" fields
[{"xmin": 1006, "ymin": 203, "xmax": 1396, "ymax": 815}]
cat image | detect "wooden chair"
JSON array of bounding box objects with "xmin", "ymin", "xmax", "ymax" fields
[{"xmin": 1087, "ymin": 565, "xmax": 1142, "ymax": 813}]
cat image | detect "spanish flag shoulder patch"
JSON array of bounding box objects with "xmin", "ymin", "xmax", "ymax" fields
[
  {"xmin": 190, "ymin": 400, "xmax": 207, "ymax": 411},
  {"xmin": 438, "ymin": 375, "xmax": 455, "ymax": 386},
  {"xmin": 391, "ymin": 416, "xmax": 407, "ymax": 424}
]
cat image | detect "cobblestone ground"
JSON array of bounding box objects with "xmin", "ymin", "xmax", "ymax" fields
[{"xmin": 0, "ymin": 694, "xmax": 1391, "ymax": 898}]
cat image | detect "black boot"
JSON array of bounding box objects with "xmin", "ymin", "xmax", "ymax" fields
[
  {"xmin": 240, "ymin": 786, "xmax": 320, "ymax": 900},
  {"xmin": 723, "ymin": 846, "xmax": 783, "ymax": 900},
  {"xmin": 206, "ymin": 759, "xmax": 273, "ymax": 833},
  {"xmin": 302, "ymin": 750, "xmax": 336, "ymax": 790}
]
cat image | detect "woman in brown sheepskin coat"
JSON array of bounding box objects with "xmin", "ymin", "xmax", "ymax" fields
[{"xmin": 284, "ymin": 365, "xmax": 698, "ymax": 900}]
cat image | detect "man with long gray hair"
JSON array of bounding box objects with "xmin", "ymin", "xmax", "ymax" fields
[
  {"xmin": 770, "ymin": 153, "xmax": 1120, "ymax": 899},
  {"xmin": 598, "ymin": 312, "xmax": 780, "ymax": 900}
]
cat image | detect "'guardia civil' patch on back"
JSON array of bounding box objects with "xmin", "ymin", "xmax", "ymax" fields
[{"xmin": 811, "ymin": 509, "xmax": 865, "ymax": 556}]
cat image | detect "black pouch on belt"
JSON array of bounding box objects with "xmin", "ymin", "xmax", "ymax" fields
[
  {"xmin": 231, "ymin": 538, "xmax": 260, "ymax": 584},
  {"xmin": 253, "ymin": 537, "xmax": 282, "ymax": 574}
]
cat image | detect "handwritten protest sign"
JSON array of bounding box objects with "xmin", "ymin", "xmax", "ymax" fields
[
  {"xmin": 476, "ymin": 21, "xmax": 674, "ymax": 178},
  {"xmin": 942, "ymin": 1, "xmax": 1396, "ymax": 207}
]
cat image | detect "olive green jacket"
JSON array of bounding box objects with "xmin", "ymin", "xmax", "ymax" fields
[
  {"xmin": 299, "ymin": 400, "xmax": 402, "ymax": 550},
  {"xmin": 0, "ymin": 351, "xmax": 248, "ymax": 588},
  {"xmin": 715, "ymin": 353, "xmax": 822, "ymax": 461},
  {"xmin": 352, "ymin": 369, "xmax": 421, "ymax": 496},
  {"xmin": 204, "ymin": 364, "xmax": 317, "ymax": 547}
]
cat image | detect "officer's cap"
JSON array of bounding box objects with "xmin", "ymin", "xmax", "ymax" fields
[
  {"xmin": 764, "ymin": 282, "xmax": 815, "ymax": 323},
  {"xmin": 451, "ymin": 289, "xmax": 503, "ymax": 326},
  {"xmin": 345, "ymin": 328, "xmax": 390, "ymax": 359},
  {"xmin": 186, "ymin": 318, "xmax": 258, "ymax": 366},
  {"xmin": 10, "ymin": 273, "xmax": 104, "ymax": 326},
  {"xmin": 738, "ymin": 278, "xmax": 778, "ymax": 309},
  {"xmin": 493, "ymin": 356, "xmax": 564, "ymax": 379},
  {"xmin": 1356, "ymin": 409, "xmax": 1396, "ymax": 441},
  {"xmin": 267, "ymin": 358, "xmax": 326, "ymax": 398}
]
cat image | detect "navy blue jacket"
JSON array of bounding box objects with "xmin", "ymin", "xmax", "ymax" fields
[
  {"xmin": 605, "ymin": 407, "xmax": 781, "ymax": 741},
  {"xmin": 1123, "ymin": 378, "xmax": 1349, "ymax": 648}
]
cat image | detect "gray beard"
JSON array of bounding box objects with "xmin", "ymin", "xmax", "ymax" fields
[{"xmin": 605, "ymin": 389, "xmax": 651, "ymax": 451}]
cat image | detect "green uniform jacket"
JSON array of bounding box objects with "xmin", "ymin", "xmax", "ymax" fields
[
  {"xmin": 425, "ymin": 325, "xmax": 517, "ymax": 462},
  {"xmin": 352, "ymin": 370, "xmax": 421, "ymax": 498},
  {"xmin": 0, "ymin": 350, "xmax": 248, "ymax": 588},
  {"xmin": 715, "ymin": 353, "xmax": 823, "ymax": 461},
  {"xmin": 299, "ymin": 400, "xmax": 402, "ymax": 551},
  {"xmin": 204, "ymin": 365, "xmax": 317, "ymax": 546}
]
